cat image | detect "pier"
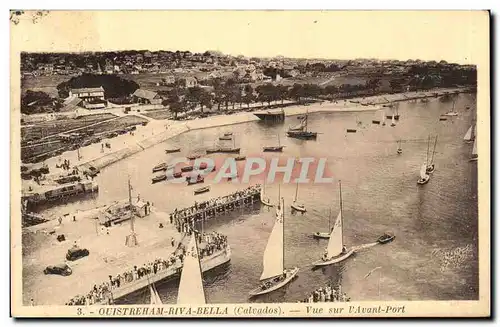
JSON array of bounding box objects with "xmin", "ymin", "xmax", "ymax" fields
[{"xmin": 172, "ymin": 185, "xmax": 262, "ymax": 230}]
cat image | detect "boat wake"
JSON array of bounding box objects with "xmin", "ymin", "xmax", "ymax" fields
[{"xmin": 351, "ymin": 242, "xmax": 379, "ymax": 251}]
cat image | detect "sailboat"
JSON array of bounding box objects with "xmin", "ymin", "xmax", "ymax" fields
[
  {"xmin": 386, "ymin": 105, "xmax": 400, "ymax": 120},
  {"xmin": 444, "ymin": 99, "xmax": 459, "ymax": 116},
  {"xmin": 390, "ymin": 115, "xmax": 396, "ymax": 127},
  {"xmin": 249, "ymin": 197, "xmax": 299, "ymax": 297},
  {"xmin": 470, "ymin": 137, "xmax": 478, "ymax": 161},
  {"xmin": 286, "ymin": 110, "xmax": 318, "ymax": 140},
  {"xmin": 312, "ymin": 181, "xmax": 355, "ymax": 267},
  {"xmin": 397, "ymin": 140, "xmax": 403, "ymax": 154},
  {"xmin": 148, "ymin": 278, "xmax": 163, "ymax": 304},
  {"xmin": 313, "ymin": 208, "xmax": 332, "ymax": 239},
  {"xmin": 381, "ymin": 110, "xmax": 386, "ymax": 126},
  {"xmin": 260, "ymin": 180, "xmax": 274, "ymax": 207},
  {"xmin": 417, "ymin": 163, "xmax": 430, "ymax": 185},
  {"xmin": 426, "ymin": 135, "xmax": 438, "ymax": 173},
  {"xmin": 463, "ymin": 124, "xmax": 475, "ymax": 143},
  {"xmin": 177, "ymin": 233, "xmax": 206, "ymax": 305},
  {"xmin": 290, "ymin": 182, "xmax": 306, "ymax": 213},
  {"xmin": 263, "ymin": 134, "xmax": 284, "ymax": 152},
  {"xmin": 288, "ymin": 116, "xmax": 307, "ymax": 131}
]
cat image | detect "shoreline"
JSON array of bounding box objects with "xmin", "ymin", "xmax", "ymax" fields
[{"xmin": 29, "ymin": 87, "xmax": 472, "ymax": 176}]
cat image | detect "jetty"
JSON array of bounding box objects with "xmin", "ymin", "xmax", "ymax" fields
[{"xmin": 172, "ymin": 185, "xmax": 261, "ymax": 229}]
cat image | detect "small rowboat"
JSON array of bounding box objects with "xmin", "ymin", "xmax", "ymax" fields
[
  {"xmin": 235, "ymin": 156, "xmax": 246, "ymax": 161},
  {"xmin": 152, "ymin": 174, "xmax": 167, "ymax": 184},
  {"xmin": 263, "ymin": 146, "xmax": 284, "ymax": 152},
  {"xmin": 346, "ymin": 129, "xmax": 357, "ymax": 133},
  {"xmin": 219, "ymin": 136, "xmax": 232, "ymax": 141},
  {"xmin": 181, "ymin": 166, "xmax": 194, "ymax": 172},
  {"xmin": 439, "ymin": 116, "xmax": 448, "ymax": 121},
  {"xmin": 224, "ymin": 132, "xmax": 233, "ymax": 136},
  {"xmin": 377, "ymin": 232, "xmax": 395, "ymax": 244},
  {"xmin": 206, "ymin": 147, "xmax": 241, "ymax": 154},
  {"xmin": 372, "ymin": 120, "xmax": 380, "ymax": 124},
  {"xmin": 194, "ymin": 186, "xmax": 210, "ymax": 195},
  {"xmin": 173, "ymin": 171, "xmax": 182, "ymax": 178},
  {"xmin": 152, "ymin": 163, "xmax": 170, "ymax": 173},
  {"xmin": 187, "ymin": 154, "xmax": 201, "ymax": 160},
  {"xmin": 165, "ymin": 148, "xmax": 181, "ymax": 153},
  {"xmin": 312, "ymin": 232, "xmax": 330, "ymax": 239}
]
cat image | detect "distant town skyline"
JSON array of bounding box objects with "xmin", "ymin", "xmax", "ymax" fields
[{"xmin": 11, "ymin": 11, "xmax": 488, "ymax": 65}]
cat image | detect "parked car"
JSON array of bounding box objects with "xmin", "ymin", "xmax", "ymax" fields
[
  {"xmin": 44, "ymin": 264, "xmax": 72, "ymax": 276},
  {"xmin": 66, "ymin": 247, "xmax": 90, "ymax": 261}
]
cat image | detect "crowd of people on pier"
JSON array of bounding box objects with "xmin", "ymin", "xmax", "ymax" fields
[
  {"xmin": 299, "ymin": 284, "xmax": 351, "ymax": 303},
  {"xmin": 170, "ymin": 184, "xmax": 261, "ymax": 231},
  {"xmin": 66, "ymin": 231, "xmax": 229, "ymax": 306}
]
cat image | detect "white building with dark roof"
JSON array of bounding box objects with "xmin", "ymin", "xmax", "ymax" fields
[{"xmin": 69, "ymin": 86, "xmax": 105, "ymax": 101}]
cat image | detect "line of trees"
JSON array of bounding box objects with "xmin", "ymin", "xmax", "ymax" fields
[{"xmin": 160, "ymin": 78, "xmax": 384, "ymax": 119}]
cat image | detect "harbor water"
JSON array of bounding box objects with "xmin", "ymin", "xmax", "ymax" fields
[{"xmin": 31, "ymin": 93, "xmax": 478, "ymax": 303}]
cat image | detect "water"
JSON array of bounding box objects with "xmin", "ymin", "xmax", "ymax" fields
[{"xmin": 34, "ymin": 93, "xmax": 478, "ymax": 303}]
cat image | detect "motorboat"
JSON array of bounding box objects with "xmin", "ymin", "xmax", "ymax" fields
[
  {"xmin": 152, "ymin": 174, "xmax": 167, "ymax": 184},
  {"xmin": 377, "ymin": 232, "xmax": 395, "ymax": 244},
  {"xmin": 194, "ymin": 186, "xmax": 210, "ymax": 195},
  {"xmin": 313, "ymin": 232, "xmax": 330, "ymax": 239}
]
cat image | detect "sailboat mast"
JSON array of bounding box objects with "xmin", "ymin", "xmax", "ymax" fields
[
  {"xmin": 426, "ymin": 135, "xmax": 430, "ymax": 166},
  {"xmin": 282, "ymin": 197, "xmax": 285, "ymax": 272},
  {"xmin": 294, "ymin": 182, "xmax": 299, "ymax": 202},
  {"xmin": 431, "ymin": 135, "xmax": 438, "ymax": 164},
  {"xmin": 128, "ymin": 178, "xmax": 135, "ymax": 233},
  {"xmin": 339, "ymin": 180, "xmax": 343, "ymax": 246}
]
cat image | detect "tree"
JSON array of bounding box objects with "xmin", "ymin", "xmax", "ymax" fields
[
  {"xmin": 57, "ymin": 73, "xmax": 139, "ymax": 99},
  {"xmin": 366, "ymin": 78, "xmax": 381, "ymax": 92},
  {"xmin": 21, "ymin": 90, "xmax": 54, "ymax": 114},
  {"xmin": 288, "ymin": 83, "xmax": 305, "ymax": 103},
  {"xmin": 243, "ymin": 85, "xmax": 255, "ymax": 108},
  {"xmin": 168, "ymin": 101, "xmax": 184, "ymax": 119}
]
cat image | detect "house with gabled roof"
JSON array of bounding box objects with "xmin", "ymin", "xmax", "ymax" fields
[{"xmin": 132, "ymin": 89, "xmax": 162, "ymax": 105}]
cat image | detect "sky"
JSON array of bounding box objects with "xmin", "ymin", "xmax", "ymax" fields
[{"xmin": 11, "ymin": 11, "xmax": 489, "ymax": 64}]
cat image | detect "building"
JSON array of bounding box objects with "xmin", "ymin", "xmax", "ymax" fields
[
  {"xmin": 69, "ymin": 87, "xmax": 105, "ymax": 101},
  {"xmin": 132, "ymin": 89, "xmax": 162, "ymax": 105}
]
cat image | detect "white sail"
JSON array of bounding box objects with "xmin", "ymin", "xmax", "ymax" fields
[
  {"xmin": 391, "ymin": 115, "xmax": 395, "ymax": 125},
  {"xmin": 420, "ymin": 163, "xmax": 428, "ymax": 179},
  {"xmin": 326, "ymin": 210, "xmax": 343, "ymax": 258},
  {"xmin": 381, "ymin": 111, "xmax": 385, "ymax": 122},
  {"xmin": 149, "ymin": 284, "xmax": 163, "ymax": 305},
  {"xmin": 260, "ymin": 202, "xmax": 284, "ymax": 281},
  {"xmin": 177, "ymin": 234, "xmax": 206, "ymax": 305},
  {"xmin": 472, "ymin": 138, "xmax": 477, "ymax": 157},
  {"xmin": 464, "ymin": 125, "xmax": 473, "ymax": 141}
]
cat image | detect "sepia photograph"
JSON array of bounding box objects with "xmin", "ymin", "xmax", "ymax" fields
[{"xmin": 10, "ymin": 10, "xmax": 490, "ymax": 318}]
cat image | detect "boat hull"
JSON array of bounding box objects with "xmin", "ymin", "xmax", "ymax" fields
[
  {"xmin": 346, "ymin": 129, "xmax": 357, "ymax": 133},
  {"xmin": 291, "ymin": 204, "xmax": 306, "ymax": 213},
  {"xmin": 194, "ymin": 187, "xmax": 210, "ymax": 195},
  {"xmin": 377, "ymin": 235, "xmax": 396, "ymax": 244},
  {"xmin": 417, "ymin": 175, "xmax": 430, "ymax": 185},
  {"xmin": 165, "ymin": 149, "xmax": 181, "ymax": 154},
  {"xmin": 312, "ymin": 249, "xmax": 355, "ymax": 267},
  {"xmin": 312, "ymin": 232, "xmax": 330, "ymax": 239},
  {"xmin": 263, "ymin": 146, "xmax": 284, "ymax": 152},
  {"xmin": 104, "ymin": 247, "xmax": 231, "ymax": 303},
  {"xmin": 426, "ymin": 165, "xmax": 435, "ymax": 174},
  {"xmin": 206, "ymin": 148, "xmax": 241, "ymax": 154},
  {"xmin": 286, "ymin": 131, "xmax": 318, "ymax": 140},
  {"xmin": 249, "ymin": 267, "xmax": 299, "ymax": 297}
]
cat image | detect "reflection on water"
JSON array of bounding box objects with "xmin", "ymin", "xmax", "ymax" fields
[{"xmin": 35, "ymin": 94, "xmax": 478, "ymax": 303}]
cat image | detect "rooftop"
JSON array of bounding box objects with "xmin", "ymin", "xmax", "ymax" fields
[
  {"xmin": 70, "ymin": 86, "xmax": 105, "ymax": 94},
  {"xmin": 132, "ymin": 88, "xmax": 158, "ymax": 100}
]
